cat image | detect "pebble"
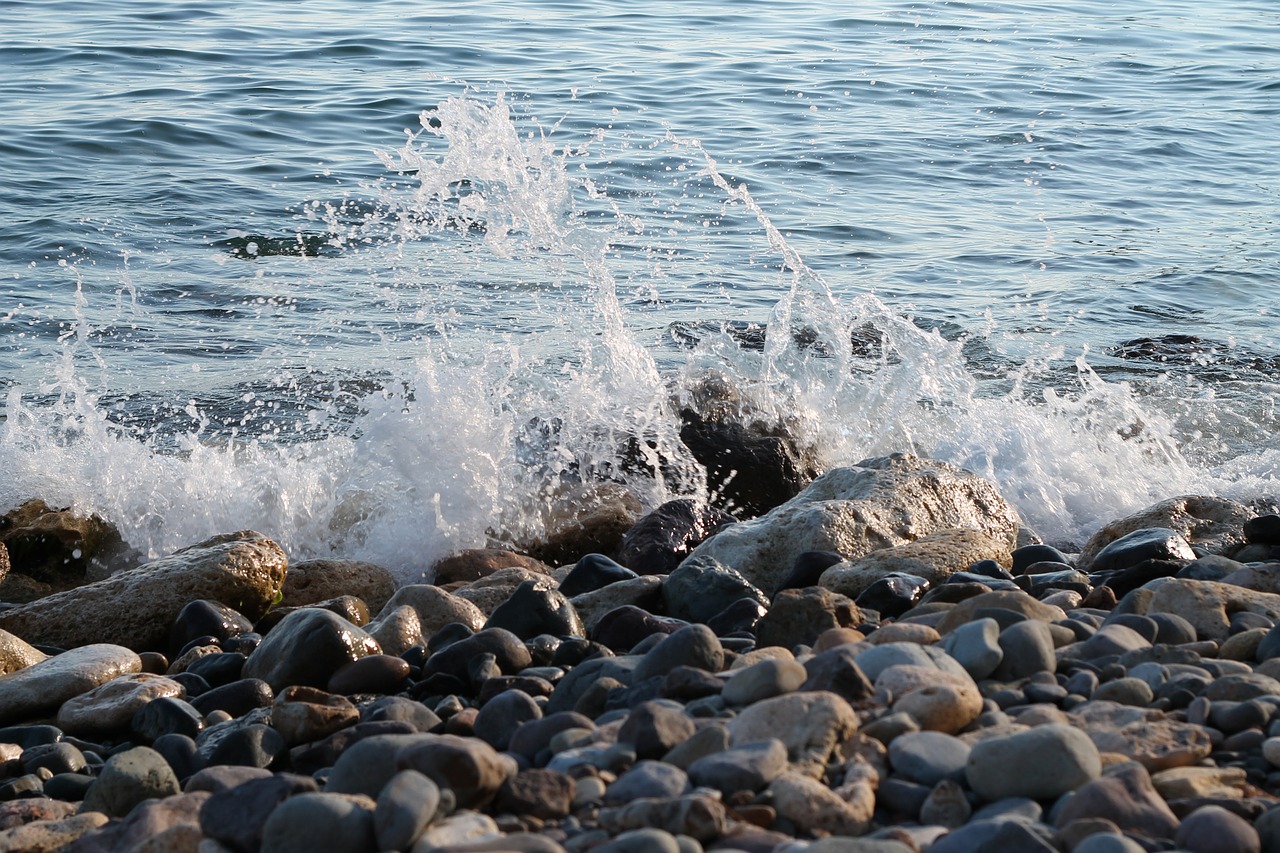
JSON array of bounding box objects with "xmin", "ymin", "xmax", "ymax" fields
[
  {"xmin": 728, "ymin": 691, "xmax": 858, "ymax": 777},
  {"xmin": 941, "ymin": 617, "xmax": 1003, "ymax": 680},
  {"xmin": 721, "ymin": 657, "xmax": 807, "ymax": 706},
  {"xmin": 397, "ymin": 733, "xmax": 519, "ymax": 809},
  {"xmin": 995, "ymin": 619, "xmax": 1057, "ymax": 679},
  {"xmin": 80, "ymin": 745, "xmax": 181, "ymax": 818},
  {"xmin": 618, "ymin": 700, "xmax": 697, "ymax": 760},
  {"xmin": 473, "ymin": 688, "xmax": 542, "ymax": 751},
  {"xmin": 965, "ymin": 724, "xmax": 1101, "ymax": 802},
  {"xmin": 374, "ymin": 769, "xmax": 440, "ymax": 851},
  {"xmin": 484, "ymin": 579, "xmax": 585, "ymax": 640},
  {"xmin": 259, "ymin": 791, "xmax": 377, "ymax": 853},
  {"xmin": 888, "ymin": 730, "xmax": 970, "ymax": 786},
  {"xmin": 631, "ymin": 623, "xmax": 724, "ymax": 684},
  {"xmin": 558, "ymin": 553, "xmax": 639, "ymax": 597}
]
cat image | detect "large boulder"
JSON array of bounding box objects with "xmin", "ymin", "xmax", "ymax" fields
[
  {"xmin": 0, "ymin": 531, "xmax": 287, "ymax": 651},
  {"xmin": 0, "ymin": 499, "xmax": 139, "ymax": 589},
  {"xmin": 819, "ymin": 528, "xmax": 1013, "ymax": 598},
  {"xmin": 1077, "ymin": 496, "xmax": 1254, "ymax": 570},
  {"xmin": 679, "ymin": 454, "xmax": 1021, "ymax": 595},
  {"xmin": 280, "ymin": 560, "xmax": 397, "ymax": 614},
  {"xmin": 1131, "ymin": 578, "xmax": 1280, "ymax": 641}
]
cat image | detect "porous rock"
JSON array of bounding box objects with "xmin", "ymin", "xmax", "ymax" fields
[
  {"xmin": 1136, "ymin": 577, "xmax": 1280, "ymax": 641},
  {"xmin": 729, "ymin": 691, "xmax": 858, "ymax": 778},
  {"xmin": 280, "ymin": 559, "xmax": 397, "ymax": 614},
  {"xmin": 756, "ymin": 587, "xmax": 860, "ymax": 649},
  {"xmin": 1077, "ymin": 495, "xmax": 1254, "ymax": 569},
  {"xmin": 820, "ymin": 528, "xmax": 1013, "ymax": 599},
  {"xmin": 0, "ymin": 530, "xmax": 287, "ymax": 650},
  {"xmin": 0, "ymin": 627, "xmax": 48, "ymax": 676},
  {"xmin": 0, "ymin": 643, "xmax": 141, "ymax": 726},
  {"xmin": 430, "ymin": 548, "xmax": 553, "ymax": 586},
  {"xmin": 681, "ymin": 453, "xmax": 1021, "ymax": 594}
]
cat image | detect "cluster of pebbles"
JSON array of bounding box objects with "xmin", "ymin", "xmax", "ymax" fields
[{"xmin": 2, "ymin": 453, "xmax": 1280, "ymax": 853}]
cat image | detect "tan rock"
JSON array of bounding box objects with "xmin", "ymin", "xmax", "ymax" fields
[
  {"xmin": 878, "ymin": 664, "xmax": 983, "ymax": 734},
  {"xmin": 821, "ymin": 528, "xmax": 1012, "ymax": 598},
  {"xmin": 680, "ymin": 453, "xmax": 1022, "ymax": 594},
  {"xmin": 452, "ymin": 567, "xmax": 548, "ymax": 615},
  {"xmin": 1150, "ymin": 766, "xmax": 1247, "ymax": 800},
  {"xmin": 596, "ymin": 792, "xmax": 727, "ymax": 843},
  {"xmin": 772, "ymin": 771, "xmax": 872, "ymax": 836},
  {"xmin": 0, "ymin": 531, "xmax": 287, "ymax": 650},
  {"xmin": 0, "ymin": 813, "xmax": 110, "ymax": 852},
  {"xmin": 364, "ymin": 605, "xmax": 423, "ymax": 657},
  {"xmin": 165, "ymin": 644, "xmax": 221, "ymax": 675},
  {"xmin": 813, "ymin": 627, "xmax": 866, "ymax": 652},
  {"xmin": 1138, "ymin": 578, "xmax": 1280, "ymax": 641},
  {"xmin": 0, "ymin": 644, "xmax": 141, "ymax": 726},
  {"xmin": 1218, "ymin": 627, "xmax": 1266, "ymax": 661},
  {"xmin": 1, "ymin": 499, "xmax": 138, "ymax": 586},
  {"xmin": 935, "ymin": 590, "xmax": 1067, "ymax": 635},
  {"xmin": 370, "ymin": 584, "xmax": 486, "ymax": 639},
  {"xmin": 868, "ymin": 623, "xmax": 940, "ymax": 646},
  {"xmin": 56, "ymin": 672, "xmax": 185, "ymax": 736},
  {"xmin": 1069, "ymin": 700, "xmax": 1214, "ymax": 771},
  {"xmin": 0, "ymin": 541, "xmax": 7, "ymax": 586},
  {"xmin": 520, "ymin": 483, "xmax": 643, "ymax": 567},
  {"xmin": 1077, "ymin": 495, "xmax": 1253, "ymax": 569},
  {"xmin": 0, "ymin": 627, "xmax": 48, "ymax": 676},
  {"xmin": 280, "ymin": 560, "xmax": 396, "ymax": 614},
  {"xmin": 728, "ymin": 691, "xmax": 859, "ymax": 778},
  {"xmin": 569, "ymin": 575, "xmax": 664, "ymax": 632},
  {"xmin": 431, "ymin": 549, "xmax": 553, "ymax": 586}
]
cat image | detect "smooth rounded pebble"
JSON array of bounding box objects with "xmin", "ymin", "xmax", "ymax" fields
[
  {"xmin": 965, "ymin": 723, "xmax": 1100, "ymax": 802},
  {"xmin": 260, "ymin": 791, "xmax": 377, "ymax": 853}
]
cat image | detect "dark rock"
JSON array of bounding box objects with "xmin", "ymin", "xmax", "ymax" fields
[
  {"xmin": 678, "ymin": 408, "xmax": 815, "ymax": 518},
  {"xmin": 508, "ymin": 711, "xmax": 596, "ymax": 763},
  {"xmin": 800, "ymin": 644, "xmax": 875, "ymax": 704},
  {"xmin": 1054, "ymin": 763, "xmax": 1180, "ymax": 839},
  {"xmin": 590, "ymin": 606, "xmax": 684, "ymax": 654},
  {"xmin": 1012, "ymin": 544, "xmax": 1070, "ymax": 574},
  {"xmin": 426, "ymin": 621, "xmax": 474, "ymax": 654},
  {"xmin": 421, "ymin": 628, "xmax": 533, "ymax": 685},
  {"xmin": 241, "ymin": 608, "xmax": 380, "ymax": 692},
  {"xmin": 615, "ymin": 499, "xmax": 735, "ymax": 575},
  {"xmin": 756, "ymin": 587, "xmax": 859, "ymax": 650},
  {"xmin": 272, "ymin": 686, "xmax": 360, "ymax": 746},
  {"xmin": 186, "ymin": 651, "xmax": 246, "ymax": 688},
  {"xmin": 190, "ymin": 678, "xmax": 273, "ymax": 719},
  {"xmin": 632, "ymin": 624, "xmax": 724, "ymax": 683},
  {"xmin": 855, "ymin": 573, "xmax": 929, "ymax": 618},
  {"xmin": 1102, "ymin": 613, "xmax": 1159, "ymax": 643},
  {"xmin": 1179, "ymin": 554, "xmax": 1246, "ymax": 582},
  {"xmin": 1149, "ymin": 612, "xmax": 1198, "ymax": 645},
  {"xmin": 705, "ymin": 598, "xmax": 768, "ymax": 637},
  {"xmin": 169, "ymin": 671, "xmax": 211, "ymax": 697},
  {"xmin": 546, "ymin": 655, "xmax": 640, "ymax": 715},
  {"xmin": 1175, "ymin": 804, "xmax": 1261, "ymax": 853},
  {"xmin": 474, "ymin": 689, "xmax": 542, "ymax": 751},
  {"xmin": 1089, "ymin": 527, "xmax": 1195, "ymax": 572},
  {"xmin": 430, "ymin": 548, "xmax": 552, "ymax": 586},
  {"xmin": 200, "ymin": 772, "xmax": 319, "ymax": 853},
  {"xmin": 928, "ymin": 817, "xmax": 1059, "ymax": 853},
  {"xmin": 664, "ymin": 559, "xmax": 769, "ymax": 624},
  {"xmin": 169, "ymin": 599, "xmax": 254, "ymax": 658},
  {"xmin": 396, "ymin": 734, "xmax": 518, "ymax": 809},
  {"xmin": 316, "ymin": 730, "xmax": 430, "ymax": 796},
  {"xmin": 152, "ymin": 733, "xmax": 202, "ymax": 782},
  {"xmin": 1245, "ymin": 515, "xmax": 1280, "ymax": 546},
  {"xmin": 360, "ymin": 697, "xmax": 441, "ymax": 732},
  {"xmin": 1097, "ymin": 558, "xmax": 1187, "ymax": 596},
  {"xmin": 494, "ymin": 768, "xmax": 574, "ymax": 820},
  {"xmin": 484, "ymin": 579, "xmax": 585, "ymax": 640},
  {"xmin": 200, "ymin": 722, "xmax": 286, "ymax": 769},
  {"xmin": 327, "ymin": 654, "xmax": 411, "ymax": 695},
  {"xmin": 0, "ymin": 725, "xmax": 61, "ymax": 749},
  {"xmin": 662, "ymin": 666, "xmax": 725, "ymax": 701},
  {"xmin": 1017, "ymin": 569, "xmax": 1091, "ymax": 597},
  {"xmin": 0, "ymin": 499, "xmax": 137, "ymax": 588},
  {"xmin": 773, "ymin": 551, "xmax": 845, "ymax": 597},
  {"xmin": 559, "ymin": 554, "xmax": 639, "ymax": 597},
  {"xmin": 131, "ymin": 696, "xmax": 204, "ymax": 743},
  {"xmin": 605, "ymin": 760, "xmax": 690, "ymax": 804},
  {"xmin": 21, "ymin": 742, "xmax": 85, "ymax": 777},
  {"xmin": 966, "ymin": 560, "xmax": 1017, "ymax": 581},
  {"xmin": 43, "ymin": 772, "xmax": 95, "ymax": 802},
  {"xmin": 617, "ymin": 701, "xmax": 696, "ymax": 760},
  {"xmin": 80, "ymin": 746, "xmax": 180, "ymax": 818},
  {"xmin": 258, "ymin": 791, "xmax": 377, "ymax": 853}
]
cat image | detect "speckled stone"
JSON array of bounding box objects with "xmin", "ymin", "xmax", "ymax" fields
[
  {"xmin": 56, "ymin": 672, "xmax": 185, "ymax": 736},
  {"xmin": 0, "ymin": 643, "xmax": 141, "ymax": 726}
]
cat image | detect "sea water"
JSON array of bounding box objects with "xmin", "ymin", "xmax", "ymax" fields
[{"xmin": 2, "ymin": 0, "xmax": 1277, "ymax": 580}]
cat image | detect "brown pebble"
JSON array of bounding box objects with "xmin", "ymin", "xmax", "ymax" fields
[
  {"xmin": 326, "ymin": 654, "xmax": 410, "ymax": 695},
  {"xmin": 139, "ymin": 652, "xmax": 169, "ymax": 674},
  {"xmin": 732, "ymin": 804, "xmax": 776, "ymax": 828},
  {"xmin": 1082, "ymin": 585, "xmax": 1118, "ymax": 609},
  {"xmin": 445, "ymin": 707, "xmax": 478, "ymax": 736}
]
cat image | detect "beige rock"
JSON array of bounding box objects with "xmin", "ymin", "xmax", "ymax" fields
[
  {"xmin": 520, "ymin": 482, "xmax": 643, "ymax": 567},
  {"xmin": 411, "ymin": 812, "xmax": 501, "ymax": 851},
  {"xmin": 431, "ymin": 549, "xmax": 553, "ymax": 586},
  {"xmin": 772, "ymin": 771, "xmax": 873, "ymax": 836},
  {"xmin": 0, "ymin": 812, "xmax": 110, "ymax": 852},
  {"xmin": 1069, "ymin": 700, "xmax": 1214, "ymax": 771},
  {"xmin": 1138, "ymin": 578, "xmax": 1280, "ymax": 641},
  {"xmin": 596, "ymin": 792, "xmax": 727, "ymax": 843},
  {"xmin": 813, "ymin": 627, "xmax": 867, "ymax": 651},
  {"xmin": 166, "ymin": 645, "xmax": 222, "ymax": 675},
  {"xmin": 452, "ymin": 567, "xmax": 548, "ymax": 615},
  {"xmin": 56, "ymin": 672, "xmax": 185, "ymax": 736},
  {"xmin": 569, "ymin": 576, "xmax": 664, "ymax": 632},
  {"xmin": 821, "ymin": 528, "xmax": 1012, "ymax": 599},
  {"xmin": 1150, "ymin": 766, "xmax": 1247, "ymax": 800},
  {"xmin": 364, "ymin": 606, "xmax": 423, "ymax": 657},
  {"xmin": 728, "ymin": 691, "xmax": 859, "ymax": 778},
  {"xmin": 679, "ymin": 453, "xmax": 1022, "ymax": 594},
  {"xmin": 0, "ymin": 541, "xmax": 7, "ymax": 585},
  {"xmin": 867, "ymin": 623, "xmax": 940, "ymax": 646},
  {"xmin": 878, "ymin": 664, "xmax": 983, "ymax": 734},
  {"xmin": 935, "ymin": 590, "xmax": 1068, "ymax": 635},
  {"xmin": 729, "ymin": 646, "xmax": 797, "ymax": 670},
  {"xmin": 280, "ymin": 560, "xmax": 397, "ymax": 615},
  {"xmin": 0, "ymin": 627, "xmax": 48, "ymax": 676},
  {"xmin": 1219, "ymin": 627, "xmax": 1266, "ymax": 661},
  {"xmin": 0, "ymin": 643, "xmax": 141, "ymax": 725},
  {"xmin": 0, "ymin": 531, "xmax": 287, "ymax": 650},
  {"xmin": 371, "ymin": 584, "xmax": 486, "ymax": 638},
  {"xmin": 1077, "ymin": 495, "xmax": 1253, "ymax": 569}
]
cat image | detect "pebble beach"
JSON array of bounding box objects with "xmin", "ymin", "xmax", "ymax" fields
[{"xmin": 1, "ymin": 452, "xmax": 1280, "ymax": 853}]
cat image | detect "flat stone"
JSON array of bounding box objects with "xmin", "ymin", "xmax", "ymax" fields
[
  {"xmin": 821, "ymin": 528, "xmax": 1013, "ymax": 599},
  {"xmin": 242, "ymin": 608, "xmax": 380, "ymax": 691},
  {"xmin": 0, "ymin": 643, "xmax": 141, "ymax": 726},
  {"xmin": 889, "ymin": 730, "xmax": 970, "ymax": 786},
  {"xmin": 680, "ymin": 453, "xmax": 1022, "ymax": 595},
  {"xmin": 965, "ymin": 724, "xmax": 1100, "ymax": 802},
  {"xmin": 1151, "ymin": 766, "xmax": 1248, "ymax": 800},
  {"xmin": 0, "ymin": 530, "xmax": 286, "ymax": 650},
  {"xmin": 55, "ymin": 672, "xmax": 185, "ymax": 736}
]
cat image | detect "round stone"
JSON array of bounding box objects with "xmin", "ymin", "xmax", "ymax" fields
[
  {"xmin": 965, "ymin": 723, "xmax": 1101, "ymax": 802},
  {"xmin": 889, "ymin": 731, "xmax": 971, "ymax": 786},
  {"xmin": 259, "ymin": 791, "xmax": 377, "ymax": 853}
]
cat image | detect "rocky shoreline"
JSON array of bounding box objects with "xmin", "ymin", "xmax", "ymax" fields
[{"xmin": 1, "ymin": 452, "xmax": 1279, "ymax": 852}]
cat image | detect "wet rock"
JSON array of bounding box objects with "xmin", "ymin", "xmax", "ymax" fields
[
  {"xmin": 370, "ymin": 584, "xmax": 486, "ymax": 642},
  {"xmin": 569, "ymin": 576, "xmax": 665, "ymax": 635},
  {"xmin": 1054, "ymin": 763, "xmax": 1180, "ymax": 839},
  {"xmin": 1086, "ymin": 527, "xmax": 1196, "ymax": 573},
  {"xmin": 662, "ymin": 558, "xmax": 769, "ymax": 624},
  {"xmin": 200, "ymin": 718, "xmax": 287, "ymax": 769},
  {"xmin": 242, "ymin": 608, "xmax": 379, "ymax": 691},
  {"xmin": 452, "ymin": 567, "xmax": 552, "ymax": 616},
  {"xmin": 131, "ymin": 696, "xmax": 204, "ymax": 744},
  {"xmin": 706, "ymin": 596, "xmax": 768, "ymax": 636},
  {"xmin": 855, "ymin": 573, "xmax": 930, "ymax": 619},
  {"xmin": 1011, "ymin": 544, "xmax": 1070, "ymax": 574},
  {"xmin": 200, "ymin": 772, "xmax": 319, "ymax": 853},
  {"xmin": 0, "ymin": 499, "xmax": 137, "ymax": 588},
  {"xmin": 756, "ymin": 586, "xmax": 860, "ymax": 649},
  {"xmin": 80, "ymin": 746, "xmax": 181, "ymax": 818},
  {"xmin": 1078, "ymin": 496, "xmax": 1254, "ymax": 568},
  {"xmin": 821, "ymin": 528, "xmax": 1013, "ymax": 599},
  {"xmin": 615, "ymin": 499, "xmax": 736, "ymax": 575},
  {"xmin": 430, "ymin": 548, "xmax": 552, "ymax": 586},
  {"xmin": 421, "ymin": 627, "xmax": 532, "ymax": 685},
  {"xmin": 0, "ymin": 643, "xmax": 141, "ymax": 726},
  {"xmin": 682, "ymin": 453, "xmax": 1021, "ymax": 595},
  {"xmin": 473, "ymin": 689, "xmax": 542, "ymax": 751},
  {"xmin": 272, "ymin": 685, "xmax": 359, "ymax": 746},
  {"xmin": 190, "ymin": 677, "xmax": 273, "ymax": 719},
  {"xmin": 168, "ymin": 599, "xmax": 254, "ymax": 658},
  {"xmin": 396, "ymin": 733, "xmax": 518, "ymax": 809},
  {"xmin": 483, "ymin": 578, "xmax": 585, "ymax": 640},
  {"xmin": 258, "ymin": 791, "xmax": 377, "ymax": 853},
  {"xmin": 729, "ymin": 691, "xmax": 857, "ymax": 778},
  {"xmin": 0, "ymin": 531, "xmax": 286, "ymax": 651},
  {"xmin": 1245, "ymin": 514, "xmax": 1280, "ymax": 546},
  {"xmin": 280, "ymin": 558, "xmax": 396, "ymax": 614},
  {"xmin": 56, "ymin": 672, "xmax": 185, "ymax": 737},
  {"xmin": 558, "ymin": 553, "xmax": 638, "ymax": 597},
  {"xmin": 589, "ymin": 605, "xmax": 682, "ymax": 652},
  {"xmin": 327, "ymin": 654, "xmax": 411, "ymax": 695},
  {"xmin": 0, "ymin": 628, "xmax": 48, "ymax": 676}
]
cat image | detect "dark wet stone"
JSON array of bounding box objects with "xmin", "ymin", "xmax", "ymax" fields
[
  {"xmin": 615, "ymin": 498, "xmax": 737, "ymax": 576},
  {"xmin": 757, "ymin": 587, "xmax": 860, "ymax": 650},
  {"xmin": 1089, "ymin": 527, "xmax": 1195, "ymax": 572},
  {"xmin": 200, "ymin": 722, "xmax": 286, "ymax": 769},
  {"xmin": 474, "ymin": 689, "xmax": 542, "ymax": 751},
  {"xmin": 877, "ymin": 777, "xmax": 931, "ymax": 818},
  {"xmin": 524, "ymin": 634, "xmax": 560, "ymax": 667},
  {"xmin": 1018, "ymin": 569, "xmax": 1091, "ymax": 597},
  {"xmin": 662, "ymin": 666, "xmax": 725, "ymax": 701},
  {"xmin": 855, "ymin": 573, "xmax": 929, "ymax": 618},
  {"xmin": 1230, "ymin": 611, "xmax": 1274, "ymax": 635},
  {"xmin": 559, "ymin": 554, "xmax": 639, "ymax": 597},
  {"xmin": 360, "ymin": 696, "xmax": 441, "ymax": 732},
  {"xmin": 43, "ymin": 772, "xmax": 94, "ymax": 802},
  {"xmin": 242, "ymin": 608, "xmax": 380, "ymax": 692},
  {"xmin": 131, "ymin": 696, "xmax": 204, "ymax": 743},
  {"xmin": 1246, "ymin": 515, "xmax": 1280, "ymax": 546},
  {"xmin": 327, "ymin": 654, "xmax": 411, "ymax": 695},
  {"xmin": 0, "ymin": 725, "xmax": 61, "ymax": 749},
  {"xmin": 185, "ymin": 651, "xmax": 247, "ymax": 688},
  {"xmin": 169, "ymin": 599, "xmax": 254, "ymax": 658},
  {"xmin": 484, "ymin": 579, "xmax": 585, "ymax": 640},
  {"xmin": 21, "ymin": 742, "xmax": 85, "ymax": 776},
  {"xmin": 969, "ymin": 560, "xmax": 1017, "ymax": 581},
  {"xmin": 494, "ymin": 768, "xmax": 574, "ymax": 820},
  {"xmin": 1098, "ymin": 558, "xmax": 1187, "ymax": 597},
  {"xmin": 617, "ymin": 701, "xmax": 696, "ymax": 760},
  {"xmin": 1178, "ymin": 554, "xmax": 1246, "ymax": 582},
  {"xmin": 800, "ymin": 644, "xmax": 875, "ymax": 705},
  {"xmin": 200, "ymin": 772, "xmax": 320, "ymax": 853},
  {"xmin": 477, "ymin": 675, "xmax": 554, "ymax": 704},
  {"xmin": 705, "ymin": 597, "xmax": 768, "ymax": 637},
  {"xmin": 0, "ymin": 774, "xmax": 42, "ymax": 801},
  {"xmin": 190, "ymin": 678, "xmax": 274, "ymax": 719},
  {"xmin": 664, "ymin": 559, "xmax": 769, "ymax": 624},
  {"xmin": 426, "ymin": 622, "xmax": 474, "ymax": 654},
  {"xmin": 422, "ymin": 627, "xmax": 533, "ymax": 686},
  {"xmin": 169, "ymin": 671, "xmax": 211, "ymax": 697},
  {"xmin": 774, "ymin": 550, "xmax": 844, "ymax": 597},
  {"xmin": 678, "ymin": 408, "xmax": 814, "ymax": 519},
  {"xmin": 289, "ymin": 720, "xmax": 418, "ymax": 776},
  {"xmin": 152, "ymin": 733, "xmax": 202, "ymax": 782},
  {"xmin": 632, "ymin": 623, "xmax": 724, "ymax": 684},
  {"xmin": 590, "ymin": 606, "xmax": 685, "ymax": 653},
  {"xmin": 222, "ymin": 632, "xmax": 262, "ymax": 656},
  {"xmin": 1012, "ymin": 544, "xmax": 1070, "ymax": 574},
  {"xmin": 546, "ymin": 655, "xmax": 640, "ymax": 715},
  {"xmin": 973, "ymin": 606, "xmax": 1029, "ymax": 631}
]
